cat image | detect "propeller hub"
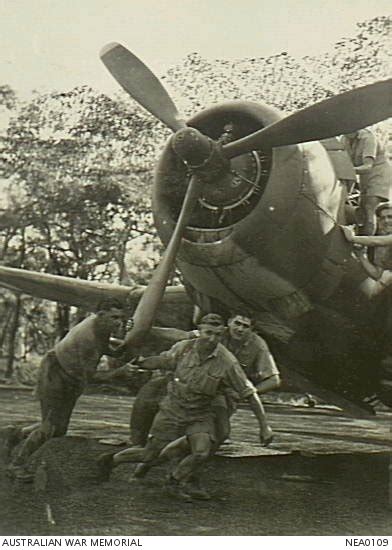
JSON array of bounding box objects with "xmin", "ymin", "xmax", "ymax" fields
[
  {"xmin": 171, "ymin": 128, "xmax": 230, "ymax": 184},
  {"xmin": 171, "ymin": 128, "xmax": 212, "ymax": 167}
]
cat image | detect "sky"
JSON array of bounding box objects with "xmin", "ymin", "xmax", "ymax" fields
[{"xmin": 0, "ymin": 0, "xmax": 391, "ymax": 98}]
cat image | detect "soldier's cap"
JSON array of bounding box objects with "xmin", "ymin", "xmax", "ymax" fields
[
  {"xmin": 198, "ymin": 313, "xmax": 224, "ymax": 328},
  {"xmin": 376, "ymin": 202, "xmax": 392, "ymax": 217}
]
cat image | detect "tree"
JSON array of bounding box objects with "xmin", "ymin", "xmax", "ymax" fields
[{"xmin": 0, "ymin": 86, "xmax": 165, "ymax": 366}]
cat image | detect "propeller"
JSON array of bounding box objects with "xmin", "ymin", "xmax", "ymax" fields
[
  {"xmin": 100, "ymin": 44, "xmax": 206, "ymax": 351},
  {"xmin": 100, "ymin": 43, "xmax": 186, "ymax": 132},
  {"xmin": 223, "ymin": 78, "xmax": 392, "ymax": 158},
  {"xmin": 121, "ymin": 176, "xmax": 202, "ymax": 348},
  {"xmin": 100, "ymin": 42, "xmax": 392, "ymax": 352}
]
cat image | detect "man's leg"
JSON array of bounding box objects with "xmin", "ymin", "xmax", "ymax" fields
[
  {"xmin": 212, "ymin": 405, "xmax": 231, "ymax": 448},
  {"xmin": 97, "ymin": 436, "xmax": 168, "ymax": 481},
  {"xmin": 131, "ymin": 409, "xmax": 185, "ymax": 480},
  {"xmin": 132, "ymin": 436, "xmax": 171, "ymax": 479},
  {"xmin": 8, "ymin": 404, "xmax": 74, "ymax": 481},
  {"xmin": 9, "ymin": 418, "xmax": 54, "ymax": 474},
  {"xmin": 161, "ymin": 408, "xmax": 232, "ymax": 492},
  {"xmin": 358, "ymin": 195, "xmax": 383, "ymax": 235},
  {"xmin": 159, "ymin": 436, "xmax": 189, "ymax": 461},
  {"xmin": 2, "ymin": 354, "xmax": 55, "ymax": 462},
  {"xmin": 98, "ymin": 406, "xmax": 181, "ymax": 481},
  {"xmin": 168, "ymin": 432, "xmax": 212, "ymax": 500},
  {"xmin": 8, "ymin": 379, "xmax": 79, "ymax": 481},
  {"xmin": 130, "ymin": 376, "xmax": 167, "ymax": 446},
  {"xmin": 2, "ymin": 422, "xmax": 41, "ymax": 462},
  {"xmin": 112, "ymin": 446, "xmax": 146, "ymax": 465},
  {"xmin": 165, "ymin": 432, "xmax": 212, "ymax": 500}
]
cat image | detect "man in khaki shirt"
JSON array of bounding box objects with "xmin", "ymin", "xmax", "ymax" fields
[
  {"xmin": 342, "ymin": 128, "xmax": 392, "ymax": 236},
  {"xmin": 99, "ymin": 314, "xmax": 272, "ymax": 501},
  {"xmin": 130, "ymin": 313, "xmax": 280, "ymax": 447},
  {"xmin": 213, "ymin": 314, "xmax": 280, "ymax": 444}
]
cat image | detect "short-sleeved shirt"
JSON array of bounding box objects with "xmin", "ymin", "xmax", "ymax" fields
[
  {"xmin": 342, "ymin": 130, "xmax": 387, "ymax": 168},
  {"xmin": 342, "ymin": 130, "xmax": 392, "ymax": 199},
  {"xmin": 156, "ymin": 339, "xmax": 256, "ymax": 420},
  {"xmin": 220, "ymin": 330, "xmax": 279, "ymax": 385}
]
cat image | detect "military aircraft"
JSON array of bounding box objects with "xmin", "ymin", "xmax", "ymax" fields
[{"xmin": 1, "ymin": 43, "xmax": 392, "ymax": 414}]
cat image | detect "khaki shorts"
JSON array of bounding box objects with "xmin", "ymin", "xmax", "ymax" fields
[
  {"xmin": 35, "ymin": 351, "xmax": 84, "ymax": 436},
  {"xmin": 150, "ymin": 407, "xmax": 216, "ymax": 444}
]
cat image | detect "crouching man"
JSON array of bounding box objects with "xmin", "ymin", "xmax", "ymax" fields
[
  {"xmin": 101, "ymin": 313, "xmax": 273, "ymax": 501},
  {"xmin": 213, "ymin": 313, "xmax": 281, "ymax": 444}
]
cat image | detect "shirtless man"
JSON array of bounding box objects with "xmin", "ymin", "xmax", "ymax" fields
[{"xmin": 5, "ymin": 298, "xmax": 126, "ymax": 481}]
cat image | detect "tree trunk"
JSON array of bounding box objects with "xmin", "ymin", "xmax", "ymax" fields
[
  {"xmin": 56, "ymin": 303, "xmax": 70, "ymax": 339},
  {"xmin": 0, "ymin": 306, "xmax": 13, "ymax": 352},
  {"xmin": 117, "ymin": 231, "xmax": 133, "ymax": 286},
  {"xmin": 5, "ymin": 227, "xmax": 26, "ymax": 379},
  {"xmin": 0, "ymin": 227, "xmax": 16, "ymax": 260},
  {"xmin": 5, "ymin": 294, "xmax": 21, "ymax": 379}
]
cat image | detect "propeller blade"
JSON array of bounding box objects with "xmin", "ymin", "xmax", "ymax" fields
[
  {"xmin": 100, "ymin": 42, "xmax": 186, "ymax": 132},
  {"xmin": 123, "ymin": 176, "xmax": 202, "ymax": 349},
  {"xmin": 223, "ymin": 78, "xmax": 392, "ymax": 158}
]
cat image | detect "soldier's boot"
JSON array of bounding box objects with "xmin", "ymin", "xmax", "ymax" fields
[
  {"xmin": 133, "ymin": 462, "xmax": 153, "ymax": 479},
  {"xmin": 165, "ymin": 474, "xmax": 193, "ymax": 502},
  {"xmin": 184, "ymin": 476, "xmax": 211, "ymax": 500},
  {"xmin": 96, "ymin": 451, "xmax": 117, "ymax": 481},
  {"xmin": 6, "ymin": 463, "xmax": 34, "ymax": 483}
]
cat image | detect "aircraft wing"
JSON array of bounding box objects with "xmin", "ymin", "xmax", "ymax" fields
[{"xmin": 0, "ymin": 266, "xmax": 190, "ymax": 312}]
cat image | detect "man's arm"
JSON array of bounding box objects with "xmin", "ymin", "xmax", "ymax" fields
[
  {"xmin": 137, "ymin": 340, "xmax": 186, "ymax": 370},
  {"xmin": 354, "ymin": 156, "xmax": 375, "ymax": 175},
  {"xmin": 103, "ymin": 337, "xmax": 125, "ymax": 358},
  {"xmin": 137, "ymin": 355, "xmax": 172, "ymax": 370},
  {"xmin": 253, "ymin": 337, "xmax": 281, "ymax": 395},
  {"xmin": 353, "ymin": 235, "xmax": 392, "ymax": 246},
  {"xmin": 356, "ymin": 131, "xmax": 377, "ymax": 174},
  {"xmin": 246, "ymin": 393, "xmax": 273, "ymax": 445},
  {"xmin": 256, "ymin": 374, "xmax": 281, "ymax": 394},
  {"xmin": 92, "ymin": 352, "xmax": 172, "ymax": 383},
  {"xmin": 225, "ymin": 359, "xmax": 273, "ymax": 445},
  {"xmin": 341, "ymin": 225, "xmax": 392, "ymax": 247},
  {"xmin": 92, "ymin": 363, "xmax": 137, "ymax": 383},
  {"xmin": 341, "ymin": 226, "xmax": 389, "ymax": 280},
  {"xmin": 355, "ymin": 247, "xmax": 384, "ymax": 280},
  {"xmin": 114, "ymin": 325, "xmax": 197, "ymax": 361}
]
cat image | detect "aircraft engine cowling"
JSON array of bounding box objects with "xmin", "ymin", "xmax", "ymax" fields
[
  {"xmin": 152, "ymin": 100, "xmax": 354, "ymax": 323},
  {"xmin": 154, "ymin": 101, "xmax": 278, "ymax": 235}
]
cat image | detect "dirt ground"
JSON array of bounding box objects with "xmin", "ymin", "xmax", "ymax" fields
[{"xmin": 0, "ymin": 388, "xmax": 391, "ymax": 536}]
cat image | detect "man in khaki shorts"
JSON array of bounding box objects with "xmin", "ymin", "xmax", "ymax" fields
[
  {"xmin": 99, "ymin": 314, "xmax": 272, "ymax": 501},
  {"xmin": 5, "ymin": 298, "xmax": 126, "ymax": 481}
]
